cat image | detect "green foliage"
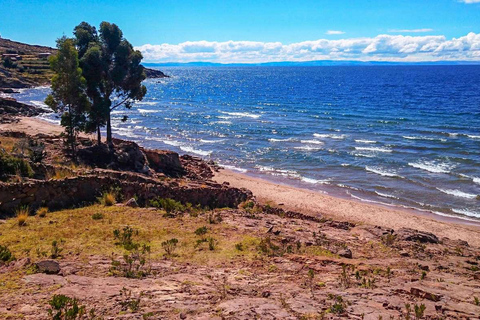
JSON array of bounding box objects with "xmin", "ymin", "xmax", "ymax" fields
[
  {"xmin": 0, "ymin": 150, "xmax": 34, "ymax": 180},
  {"xmin": 113, "ymin": 226, "xmax": 139, "ymax": 251},
  {"xmin": 206, "ymin": 211, "xmax": 223, "ymax": 224},
  {"xmin": 47, "ymin": 294, "xmax": 86, "ymax": 319},
  {"xmin": 414, "ymin": 303, "xmax": 426, "ymax": 319},
  {"xmin": 0, "ymin": 245, "xmax": 15, "ymax": 264},
  {"xmin": 2, "ymin": 57, "xmax": 17, "ymax": 69},
  {"xmin": 45, "ymin": 36, "xmax": 89, "ymax": 159},
  {"xmin": 327, "ymin": 295, "xmax": 347, "ymax": 314},
  {"xmin": 194, "ymin": 226, "xmax": 208, "ymax": 236},
  {"xmin": 257, "ymin": 236, "xmax": 283, "ymax": 257},
  {"xmin": 161, "ymin": 238, "xmax": 178, "ymax": 256},
  {"xmin": 235, "ymin": 243, "xmax": 244, "ymax": 251},
  {"xmin": 149, "ymin": 197, "xmax": 185, "ymax": 214},
  {"xmin": 73, "ymin": 21, "xmax": 147, "ymax": 144},
  {"xmin": 50, "ymin": 240, "xmax": 65, "ymax": 259},
  {"xmin": 208, "ymin": 237, "xmax": 217, "ymax": 251},
  {"xmin": 119, "ymin": 287, "xmax": 143, "ymax": 312},
  {"xmin": 111, "ymin": 244, "xmax": 151, "ymax": 279},
  {"xmin": 474, "ymin": 296, "xmax": 479, "ymax": 306}
]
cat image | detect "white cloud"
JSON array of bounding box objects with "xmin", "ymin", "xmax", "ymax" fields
[
  {"xmin": 326, "ymin": 30, "xmax": 345, "ymax": 35},
  {"xmin": 389, "ymin": 28, "xmax": 434, "ymax": 33},
  {"xmin": 459, "ymin": 0, "xmax": 480, "ymax": 3},
  {"xmin": 135, "ymin": 32, "xmax": 480, "ymax": 63}
]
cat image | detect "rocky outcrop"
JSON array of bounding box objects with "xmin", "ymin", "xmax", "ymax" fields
[
  {"xmin": 0, "ymin": 97, "xmax": 47, "ymax": 123},
  {"xmin": 395, "ymin": 228, "xmax": 439, "ymax": 244},
  {"xmin": 144, "ymin": 68, "xmax": 168, "ymax": 78},
  {"xmin": 142, "ymin": 148, "xmax": 185, "ymax": 177}
]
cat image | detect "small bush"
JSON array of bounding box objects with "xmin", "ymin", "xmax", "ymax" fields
[
  {"xmin": 206, "ymin": 211, "xmax": 222, "ymax": 224},
  {"xmin": 235, "ymin": 243, "xmax": 244, "ymax": 251},
  {"xmin": 0, "ymin": 151, "xmax": 34, "ymax": 180},
  {"xmin": 328, "ymin": 295, "xmax": 347, "ymax": 314},
  {"xmin": 91, "ymin": 213, "xmax": 104, "ymax": 220},
  {"xmin": 474, "ymin": 296, "xmax": 479, "ymax": 306},
  {"xmin": 119, "ymin": 287, "xmax": 143, "ymax": 312},
  {"xmin": 194, "ymin": 226, "xmax": 208, "ymax": 236},
  {"xmin": 161, "ymin": 238, "xmax": 178, "ymax": 256},
  {"xmin": 110, "ymin": 244, "xmax": 151, "ymax": 279},
  {"xmin": 113, "ymin": 226, "xmax": 139, "ymax": 251},
  {"xmin": 0, "ymin": 245, "xmax": 15, "ymax": 264},
  {"xmin": 36, "ymin": 207, "xmax": 49, "ymax": 218},
  {"xmin": 15, "ymin": 206, "xmax": 29, "ymax": 226},
  {"xmin": 149, "ymin": 197, "xmax": 185, "ymax": 213},
  {"xmin": 47, "ymin": 294, "xmax": 86, "ymax": 319},
  {"xmin": 208, "ymin": 237, "xmax": 217, "ymax": 251},
  {"xmin": 50, "ymin": 240, "xmax": 64, "ymax": 259},
  {"xmin": 99, "ymin": 192, "xmax": 116, "ymax": 206}
]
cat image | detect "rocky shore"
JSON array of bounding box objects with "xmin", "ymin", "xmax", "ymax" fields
[{"xmin": 0, "ymin": 102, "xmax": 480, "ymax": 319}]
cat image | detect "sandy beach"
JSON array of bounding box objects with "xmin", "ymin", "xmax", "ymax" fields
[{"xmin": 3, "ymin": 116, "xmax": 480, "ymax": 247}]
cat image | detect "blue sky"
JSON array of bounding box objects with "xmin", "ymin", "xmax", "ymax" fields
[{"xmin": 1, "ymin": 0, "xmax": 479, "ymax": 62}]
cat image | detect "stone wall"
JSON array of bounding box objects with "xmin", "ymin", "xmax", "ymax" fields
[{"xmin": 0, "ymin": 170, "xmax": 252, "ymax": 218}]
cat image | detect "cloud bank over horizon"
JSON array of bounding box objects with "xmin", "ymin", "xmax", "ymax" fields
[{"xmin": 136, "ymin": 32, "xmax": 480, "ymax": 63}]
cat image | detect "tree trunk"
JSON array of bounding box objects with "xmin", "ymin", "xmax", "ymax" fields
[
  {"xmin": 106, "ymin": 111, "xmax": 112, "ymax": 146},
  {"xmin": 97, "ymin": 125, "xmax": 101, "ymax": 145}
]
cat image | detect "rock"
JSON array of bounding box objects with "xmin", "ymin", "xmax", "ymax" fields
[
  {"xmin": 125, "ymin": 198, "xmax": 138, "ymax": 208},
  {"xmin": 338, "ymin": 248, "xmax": 352, "ymax": 259},
  {"xmin": 179, "ymin": 313, "xmax": 187, "ymax": 319},
  {"xmin": 400, "ymin": 251, "xmax": 410, "ymax": 257},
  {"xmin": 36, "ymin": 260, "xmax": 60, "ymax": 274},
  {"xmin": 396, "ymin": 228, "xmax": 439, "ymax": 244},
  {"xmin": 144, "ymin": 68, "xmax": 169, "ymax": 78},
  {"xmin": 324, "ymin": 220, "xmax": 355, "ymax": 230},
  {"xmin": 143, "ymin": 149, "xmax": 185, "ymax": 177},
  {"xmin": 410, "ymin": 287, "xmax": 442, "ymax": 302}
]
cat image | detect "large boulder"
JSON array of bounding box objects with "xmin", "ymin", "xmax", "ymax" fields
[
  {"xmin": 36, "ymin": 260, "xmax": 60, "ymax": 274},
  {"xmin": 143, "ymin": 149, "xmax": 185, "ymax": 177}
]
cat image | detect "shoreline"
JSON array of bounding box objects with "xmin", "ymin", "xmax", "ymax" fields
[
  {"xmin": 213, "ymin": 168, "xmax": 480, "ymax": 246},
  {"xmin": 2, "ymin": 116, "xmax": 480, "ymax": 246}
]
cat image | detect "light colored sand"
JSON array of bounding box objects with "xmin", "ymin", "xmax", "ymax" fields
[
  {"xmin": 3, "ymin": 117, "xmax": 480, "ymax": 246},
  {"xmin": 214, "ymin": 169, "xmax": 480, "ymax": 247}
]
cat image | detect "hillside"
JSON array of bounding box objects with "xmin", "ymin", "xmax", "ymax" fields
[{"xmin": 0, "ymin": 38, "xmax": 167, "ymax": 89}]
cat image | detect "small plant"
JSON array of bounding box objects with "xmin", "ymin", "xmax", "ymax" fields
[
  {"xmin": 47, "ymin": 294, "xmax": 86, "ymax": 319},
  {"xmin": 414, "ymin": 303, "xmax": 426, "ymax": 319},
  {"xmin": 307, "ymin": 269, "xmax": 315, "ymax": 298},
  {"xmin": 0, "ymin": 245, "xmax": 15, "ymax": 264},
  {"xmin": 235, "ymin": 243, "xmax": 244, "ymax": 251},
  {"xmin": 381, "ymin": 233, "xmax": 396, "ymax": 247},
  {"xmin": 206, "ymin": 211, "xmax": 223, "ymax": 224},
  {"xmin": 91, "ymin": 212, "xmax": 104, "ymax": 220},
  {"xmin": 99, "ymin": 191, "xmax": 116, "ymax": 206},
  {"xmin": 328, "ymin": 295, "xmax": 347, "ymax": 314},
  {"xmin": 149, "ymin": 197, "xmax": 185, "ymax": 214},
  {"xmin": 257, "ymin": 236, "xmax": 283, "ymax": 257},
  {"xmin": 119, "ymin": 287, "xmax": 143, "ymax": 312},
  {"xmin": 240, "ymin": 201, "xmax": 255, "ymax": 210},
  {"xmin": 110, "ymin": 244, "xmax": 151, "ymax": 279},
  {"xmin": 339, "ymin": 264, "xmax": 352, "ymax": 288},
  {"xmin": 15, "ymin": 206, "xmax": 29, "ymax": 226},
  {"xmin": 161, "ymin": 238, "xmax": 179, "ymax": 256},
  {"xmin": 194, "ymin": 226, "xmax": 208, "ymax": 236},
  {"xmin": 360, "ymin": 277, "xmax": 376, "ymax": 289},
  {"xmin": 36, "ymin": 207, "xmax": 49, "ymax": 218},
  {"xmin": 208, "ymin": 237, "xmax": 217, "ymax": 251},
  {"xmin": 474, "ymin": 296, "xmax": 479, "ymax": 306},
  {"xmin": 113, "ymin": 226, "xmax": 139, "ymax": 251},
  {"xmin": 50, "ymin": 239, "xmax": 64, "ymax": 259},
  {"xmin": 420, "ymin": 271, "xmax": 427, "ymax": 280}
]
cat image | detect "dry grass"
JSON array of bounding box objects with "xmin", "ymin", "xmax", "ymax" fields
[
  {"xmin": 99, "ymin": 192, "xmax": 116, "ymax": 206},
  {"xmin": 47, "ymin": 168, "xmax": 76, "ymax": 180},
  {"xmin": 0, "ymin": 205, "xmax": 260, "ymax": 266},
  {"xmin": 36, "ymin": 207, "xmax": 48, "ymax": 218},
  {"xmin": 0, "ymin": 136, "xmax": 20, "ymax": 153},
  {"xmin": 15, "ymin": 206, "xmax": 29, "ymax": 227}
]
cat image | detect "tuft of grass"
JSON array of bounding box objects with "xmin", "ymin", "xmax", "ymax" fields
[
  {"xmin": 36, "ymin": 207, "xmax": 49, "ymax": 218},
  {"xmin": 15, "ymin": 206, "xmax": 29, "ymax": 226},
  {"xmin": 99, "ymin": 192, "xmax": 116, "ymax": 206},
  {"xmin": 0, "ymin": 245, "xmax": 15, "ymax": 264},
  {"xmin": 91, "ymin": 212, "xmax": 104, "ymax": 220}
]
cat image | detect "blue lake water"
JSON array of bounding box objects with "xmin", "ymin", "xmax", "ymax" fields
[{"xmin": 13, "ymin": 66, "xmax": 480, "ymax": 220}]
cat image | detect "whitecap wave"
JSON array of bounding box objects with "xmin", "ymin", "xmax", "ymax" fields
[
  {"xmin": 29, "ymin": 100, "xmax": 50, "ymax": 110},
  {"xmin": 138, "ymin": 108, "xmax": 160, "ymax": 114},
  {"xmin": 301, "ymin": 177, "xmax": 331, "ymax": 184},
  {"xmin": 294, "ymin": 145, "xmax": 322, "ymax": 151},
  {"xmin": 300, "ymin": 139, "xmax": 324, "ymax": 145},
  {"xmin": 268, "ymin": 138, "xmax": 296, "ymax": 142},
  {"xmin": 403, "ymin": 136, "xmax": 446, "ymax": 142},
  {"xmin": 221, "ymin": 164, "xmax": 248, "ymax": 173},
  {"xmin": 200, "ymin": 139, "xmax": 225, "ymax": 144},
  {"xmin": 437, "ymin": 188, "xmax": 477, "ymax": 199},
  {"xmin": 408, "ymin": 161, "xmax": 454, "ymax": 174},
  {"xmin": 180, "ymin": 146, "xmax": 212, "ymax": 156},
  {"xmin": 256, "ymin": 165, "xmax": 301, "ymax": 178},
  {"xmin": 355, "ymin": 147, "xmax": 392, "ymax": 153},
  {"xmin": 355, "ymin": 139, "xmax": 376, "ymax": 144},
  {"xmin": 313, "ymin": 133, "xmax": 346, "ymax": 139},
  {"xmin": 374, "ymin": 191, "xmax": 399, "ymax": 200},
  {"xmin": 467, "ymin": 135, "xmax": 480, "ymax": 139},
  {"xmin": 452, "ymin": 208, "xmax": 480, "ymax": 218},
  {"xmin": 135, "ymin": 101, "xmax": 158, "ymax": 106},
  {"xmin": 220, "ymin": 111, "xmax": 261, "ymax": 119},
  {"xmin": 366, "ymin": 166, "xmax": 403, "ymax": 178}
]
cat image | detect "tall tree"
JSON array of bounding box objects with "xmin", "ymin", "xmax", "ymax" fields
[
  {"xmin": 45, "ymin": 37, "xmax": 89, "ymax": 160},
  {"xmin": 73, "ymin": 21, "xmax": 147, "ymax": 146}
]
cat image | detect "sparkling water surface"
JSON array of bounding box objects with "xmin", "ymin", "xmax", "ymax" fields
[{"xmin": 13, "ymin": 66, "xmax": 480, "ymax": 220}]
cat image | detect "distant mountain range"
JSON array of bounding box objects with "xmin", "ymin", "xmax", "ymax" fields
[{"xmin": 144, "ymin": 60, "xmax": 480, "ymax": 67}]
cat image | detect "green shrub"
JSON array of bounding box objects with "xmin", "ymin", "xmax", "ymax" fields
[
  {"xmin": 113, "ymin": 226, "xmax": 139, "ymax": 251},
  {"xmin": 161, "ymin": 238, "xmax": 178, "ymax": 256},
  {"xmin": 0, "ymin": 151, "xmax": 34, "ymax": 180},
  {"xmin": 194, "ymin": 226, "xmax": 208, "ymax": 236},
  {"xmin": 149, "ymin": 197, "xmax": 185, "ymax": 214},
  {"xmin": 47, "ymin": 294, "xmax": 85, "ymax": 319},
  {"xmin": 0, "ymin": 245, "xmax": 15, "ymax": 264},
  {"xmin": 50, "ymin": 240, "xmax": 64, "ymax": 259}
]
